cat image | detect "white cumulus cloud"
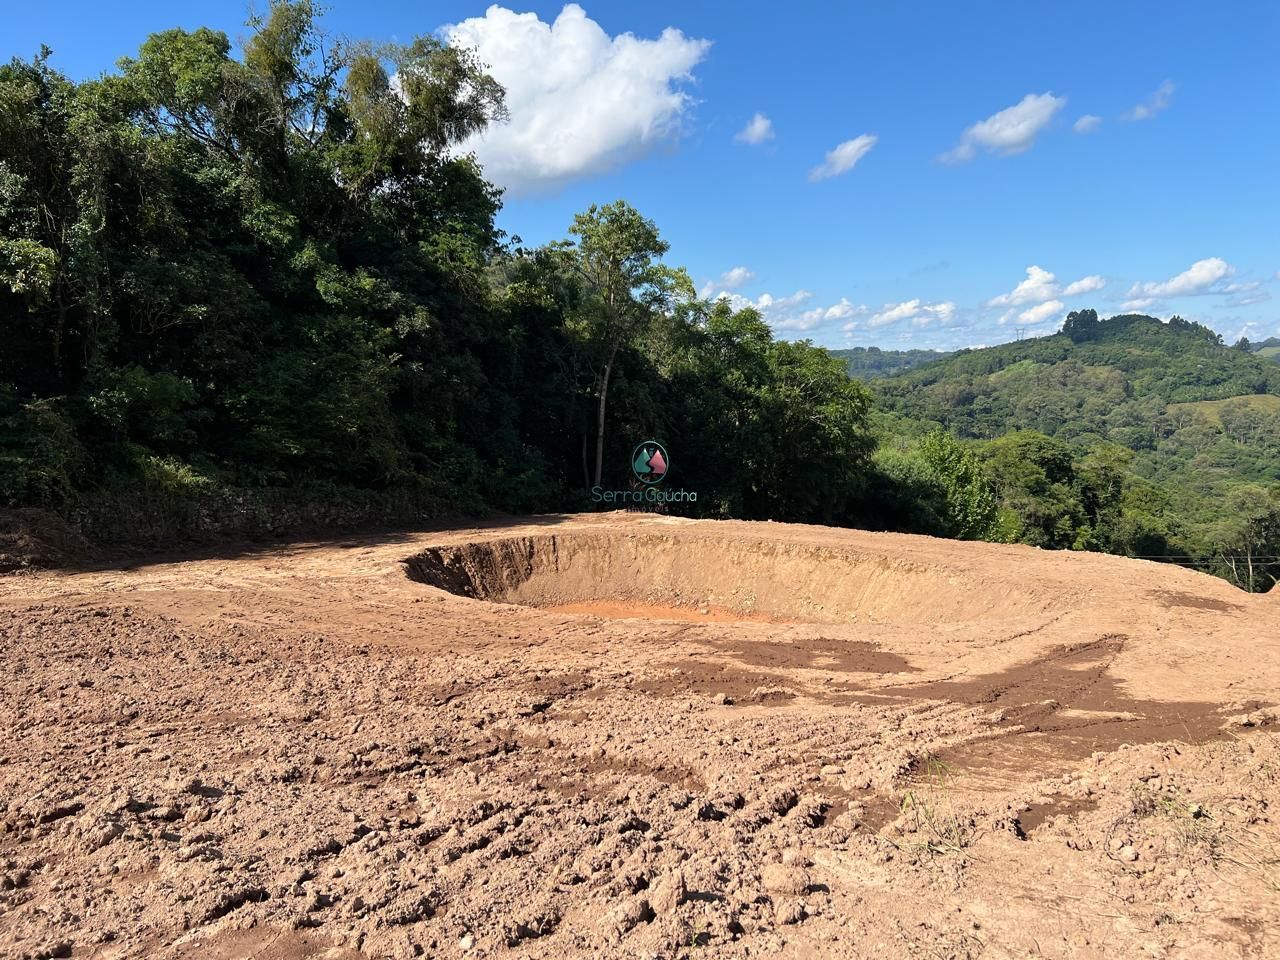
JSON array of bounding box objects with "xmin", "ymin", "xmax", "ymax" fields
[
  {"xmin": 1073, "ymin": 114, "xmax": 1102, "ymax": 134},
  {"xmin": 988, "ymin": 265, "xmax": 1060, "ymax": 306},
  {"xmin": 754, "ymin": 290, "xmax": 813, "ymax": 312},
  {"xmin": 735, "ymin": 112, "xmax": 774, "ymax": 145},
  {"xmin": 824, "ymin": 298, "xmax": 866, "ymax": 322},
  {"xmin": 809, "ymin": 134, "xmax": 877, "ymax": 181},
  {"xmin": 1063, "ymin": 274, "xmax": 1106, "ymax": 296},
  {"xmin": 710, "ymin": 289, "xmax": 869, "ymax": 334},
  {"xmin": 1129, "ymin": 257, "xmax": 1233, "ymax": 298},
  {"xmin": 1018, "ymin": 299, "xmax": 1064, "ymax": 325},
  {"xmin": 698, "ymin": 265, "xmax": 756, "ymax": 298},
  {"xmin": 940, "ymin": 92, "xmax": 1066, "ymax": 163},
  {"xmin": 443, "ymin": 4, "xmax": 710, "ymax": 195},
  {"xmin": 868, "ymin": 299, "xmax": 956, "ymax": 329},
  {"xmin": 1126, "ymin": 80, "xmax": 1175, "ymax": 121}
]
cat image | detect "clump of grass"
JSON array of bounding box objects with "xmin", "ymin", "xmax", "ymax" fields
[{"xmin": 896, "ymin": 755, "xmax": 974, "ymax": 857}]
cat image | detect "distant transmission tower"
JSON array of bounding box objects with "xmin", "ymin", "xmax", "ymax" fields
[{"xmin": 1014, "ymin": 326, "xmax": 1027, "ymax": 340}]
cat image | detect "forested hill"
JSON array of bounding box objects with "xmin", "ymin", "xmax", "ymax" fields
[
  {"xmin": 859, "ymin": 310, "xmax": 1280, "ymax": 591},
  {"xmin": 829, "ymin": 346, "xmax": 955, "ymax": 379},
  {"xmin": 874, "ymin": 312, "xmax": 1280, "ymax": 440}
]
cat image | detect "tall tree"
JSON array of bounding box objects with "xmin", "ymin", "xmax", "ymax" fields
[
  {"xmin": 1217, "ymin": 486, "xmax": 1280, "ymax": 592},
  {"xmin": 564, "ymin": 201, "xmax": 691, "ymax": 486}
]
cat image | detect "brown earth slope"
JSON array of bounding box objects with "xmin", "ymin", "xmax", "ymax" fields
[{"xmin": 1, "ymin": 513, "xmax": 1277, "ymax": 959}]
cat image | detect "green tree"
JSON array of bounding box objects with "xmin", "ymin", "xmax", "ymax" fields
[
  {"xmin": 983, "ymin": 431, "xmax": 1083, "ymax": 548},
  {"xmin": 1215, "ymin": 486, "xmax": 1280, "ymax": 591},
  {"xmin": 563, "ymin": 201, "xmax": 692, "ymax": 486},
  {"xmin": 917, "ymin": 430, "xmax": 1000, "ymax": 539},
  {"xmin": 1062, "ymin": 308, "xmax": 1099, "ymax": 343}
]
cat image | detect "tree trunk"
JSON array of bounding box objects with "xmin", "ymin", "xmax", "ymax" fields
[{"xmin": 593, "ymin": 342, "xmax": 619, "ymax": 488}]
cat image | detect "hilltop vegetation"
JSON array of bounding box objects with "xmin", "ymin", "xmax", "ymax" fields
[{"xmin": 868, "ymin": 311, "xmax": 1280, "ymax": 590}]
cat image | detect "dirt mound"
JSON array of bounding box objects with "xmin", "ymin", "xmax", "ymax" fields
[
  {"xmin": 0, "ymin": 508, "xmax": 95, "ymax": 573},
  {"xmin": 1, "ymin": 513, "xmax": 1277, "ymax": 959}
]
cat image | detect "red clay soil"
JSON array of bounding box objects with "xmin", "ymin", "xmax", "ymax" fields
[{"xmin": 1, "ymin": 513, "xmax": 1278, "ymax": 959}]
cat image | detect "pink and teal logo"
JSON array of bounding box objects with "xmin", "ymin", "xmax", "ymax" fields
[
  {"xmin": 592, "ymin": 439, "xmax": 693, "ymax": 504},
  {"xmin": 632, "ymin": 440, "xmax": 669, "ymax": 485}
]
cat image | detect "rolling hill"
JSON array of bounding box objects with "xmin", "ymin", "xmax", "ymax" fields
[
  {"xmin": 872, "ymin": 312, "xmax": 1280, "ymax": 440},
  {"xmin": 857, "ymin": 312, "xmax": 1280, "ymax": 587}
]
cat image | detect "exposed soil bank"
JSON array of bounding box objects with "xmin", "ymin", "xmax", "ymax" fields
[{"xmin": 404, "ymin": 530, "xmax": 1053, "ymax": 625}]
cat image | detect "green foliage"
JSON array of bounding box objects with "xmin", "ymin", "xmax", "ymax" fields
[
  {"xmin": 0, "ymin": 7, "xmax": 879, "ymax": 543},
  {"xmin": 982, "ymin": 431, "xmax": 1084, "ymax": 548},
  {"xmin": 0, "ymin": 237, "xmax": 57, "ymax": 298},
  {"xmin": 868, "ymin": 314, "xmax": 1280, "ymax": 588},
  {"xmin": 916, "ymin": 430, "xmax": 1000, "ymax": 540},
  {"xmin": 1209, "ymin": 486, "xmax": 1280, "ymax": 592},
  {"xmin": 0, "ymin": 392, "xmax": 83, "ymax": 507},
  {"xmin": 1061, "ymin": 307, "xmax": 1100, "ymax": 343},
  {"xmin": 561, "ymin": 200, "xmax": 693, "ymax": 486}
]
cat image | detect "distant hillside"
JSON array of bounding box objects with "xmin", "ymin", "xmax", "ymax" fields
[
  {"xmin": 829, "ymin": 346, "xmax": 954, "ymax": 379},
  {"xmin": 866, "ymin": 312, "xmax": 1280, "ymax": 583},
  {"xmin": 1245, "ymin": 336, "xmax": 1280, "ymax": 361},
  {"xmin": 874, "ymin": 312, "xmax": 1280, "ymax": 439}
]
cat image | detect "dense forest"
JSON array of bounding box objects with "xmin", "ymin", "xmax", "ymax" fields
[
  {"xmin": 0, "ymin": 3, "xmax": 873, "ymax": 541},
  {"xmin": 1, "ymin": 3, "xmax": 1277, "ymax": 591}
]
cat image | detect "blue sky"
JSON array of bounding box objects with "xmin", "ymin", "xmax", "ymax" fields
[{"xmin": 8, "ymin": 1, "xmax": 1279, "ymax": 349}]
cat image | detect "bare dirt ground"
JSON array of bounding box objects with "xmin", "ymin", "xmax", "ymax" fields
[{"xmin": 2, "ymin": 512, "xmax": 1278, "ymax": 959}]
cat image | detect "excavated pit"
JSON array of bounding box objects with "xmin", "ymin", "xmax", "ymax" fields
[{"xmin": 404, "ymin": 531, "xmax": 1051, "ymax": 625}]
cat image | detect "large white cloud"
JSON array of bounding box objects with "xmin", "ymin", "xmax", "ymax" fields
[
  {"xmin": 698, "ymin": 265, "xmax": 756, "ymax": 298},
  {"xmin": 735, "ymin": 112, "xmax": 774, "ymax": 145},
  {"xmin": 989, "ymin": 266, "xmax": 1106, "ymax": 307},
  {"xmin": 809, "ymin": 135, "xmax": 877, "ymax": 181},
  {"xmin": 1129, "ymin": 257, "xmax": 1233, "ymax": 298},
  {"xmin": 443, "ymin": 4, "xmax": 710, "ymax": 195},
  {"xmin": 941, "ymin": 92, "xmax": 1066, "ymax": 163},
  {"xmin": 988, "ymin": 265, "xmax": 1060, "ymax": 306}
]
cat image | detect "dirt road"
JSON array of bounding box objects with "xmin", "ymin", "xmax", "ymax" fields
[{"xmin": 1, "ymin": 513, "xmax": 1277, "ymax": 958}]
